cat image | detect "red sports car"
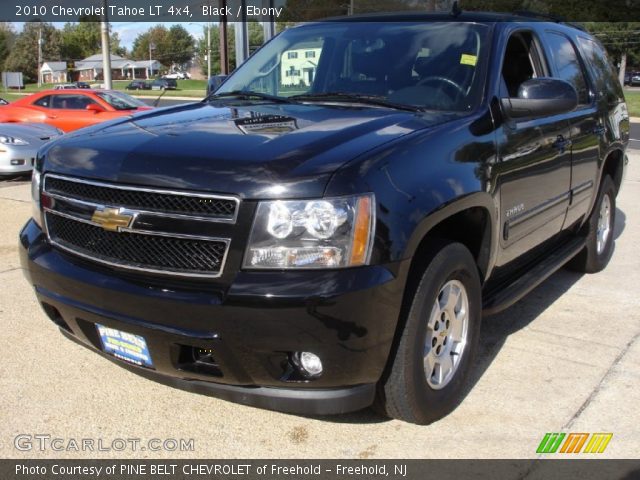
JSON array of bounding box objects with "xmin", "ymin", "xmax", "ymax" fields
[{"xmin": 0, "ymin": 89, "xmax": 153, "ymax": 132}]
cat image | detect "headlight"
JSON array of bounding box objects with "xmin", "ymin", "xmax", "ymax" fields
[
  {"xmin": 244, "ymin": 194, "xmax": 375, "ymax": 269},
  {"xmin": 0, "ymin": 135, "xmax": 28, "ymax": 145},
  {"xmin": 31, "ymin": 169, "xmax": 43, "ymax": 228}
]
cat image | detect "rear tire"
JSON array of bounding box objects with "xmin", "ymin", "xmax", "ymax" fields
[
  {"xmin": 567, "ymin": 175, "xmax": 616, "ymax": 273},
  {"xmin": 376, "ymin": 242, "xmax": 482, "ymax": 424}
]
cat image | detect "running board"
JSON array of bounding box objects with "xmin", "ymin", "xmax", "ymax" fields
[{"xmin": 482, "ymin": 236, "xmax": 586, "ymax": 316}]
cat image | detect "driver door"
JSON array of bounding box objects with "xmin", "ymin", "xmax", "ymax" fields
[
  {"xmin": 47, "ymin": 93, "xmax": 103, "ymax": 132},
  {"xmin": 494, "ymin": 30, "xmax": 572, "ymax": 267}
]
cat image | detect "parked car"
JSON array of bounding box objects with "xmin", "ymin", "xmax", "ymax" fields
[
  {"xmin": 74, "ymin": 82, "xmax": 91, "ymax": 89},
  {"xmin": 21, "ymin": 13, "xmax": 629, "ymax": 424},
  {"xmin": 164, "ymin": 71, "xmax": 190, "ymax": 80},
  {"xmin": 151, "ymin": 78, "xmax": 177, "ymax": 90},
  {"xmin": 630, "ymin": 72, "xmax": 640, "ymax": 86},
  {"xmin": 0, "ymin": 89, "xmax": 152, "ymax": 132},
  {"xmin": 0, "ymin": 123, "xmax": 62, "ymax": 176},
  {"xmin": 53, "ymin": 84, "xmax": 77, "ymax": 90},
  {"xmin": 206, "ymin": 75, "xmax": 228, "ymax": 96},
  {"xmin": 0, "ymin": 98, "xmax": 8, "ymax": 105},
  {"xmin": 125, "ymin": 80, "xmax": 151, "ymax": 90}
]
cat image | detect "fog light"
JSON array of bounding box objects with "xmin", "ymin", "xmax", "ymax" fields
[
  {"xmin": 10, "ymin": 159, "xmax": 25, "ymax": 166},
  {"xmin": 295, "ymin": 351, "xmax": 323, "ymax": 378}
]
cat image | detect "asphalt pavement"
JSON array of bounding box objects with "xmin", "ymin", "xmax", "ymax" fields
[{"xmin": 0, "ymin": 146, "xmax": 638, "ymax": 459}]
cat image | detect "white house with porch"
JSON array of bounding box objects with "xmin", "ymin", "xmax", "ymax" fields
[{"xmin": 42, "ymin": 54, "xmax": 162, "ymax": 83}]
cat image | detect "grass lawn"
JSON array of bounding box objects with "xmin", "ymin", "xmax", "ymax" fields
[
  {"xmin": 2, "ymin": 79, "xmax": 207, "ymax": 99},
  {"xmin": 624, "ymin": 90, "xmax": 640, "ymax": 117}
]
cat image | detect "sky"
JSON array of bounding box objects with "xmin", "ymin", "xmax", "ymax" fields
[{"xmin": 11, "ymin": 22, "xmax": 206, "ymax": 49}]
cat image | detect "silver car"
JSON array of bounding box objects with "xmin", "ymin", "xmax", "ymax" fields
[{"xmin": 0, "ymin": 123, "xmax": 63, "ymax": 176}]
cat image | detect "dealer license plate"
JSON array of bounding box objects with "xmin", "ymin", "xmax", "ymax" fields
[{"xmin": 96, "ymin": 324, "xmax": 154, "ymax": 368}]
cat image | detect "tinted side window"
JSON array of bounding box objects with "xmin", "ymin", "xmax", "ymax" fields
[
  {"xmin": 577, "ymin": 36, "xmax": 624, "ymax": 103},
  {"xmin": 51, "ymin": 94, "xmax": 97, "ymax": 110},
  {"xmin": 33, "ymin": 95, "xmax": 51, "ymax": 108},
  {"xmin": 544, "ymin": 32, "xmax": 590, "ymax": 105},
  {"xmin": 501, "ymin": 32, "xmax": 543, "ymax": 98}
]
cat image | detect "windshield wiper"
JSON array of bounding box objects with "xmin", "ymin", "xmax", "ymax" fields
[
  {"xmin": 206, "ymin": 90, "xmax": 295, "ymax": 104},
  {"xmin": 289, "ymin": 92, "xmax": 423, "ymax": 112}
]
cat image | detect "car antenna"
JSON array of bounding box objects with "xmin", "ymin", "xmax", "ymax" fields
[
  {"xmin": 451, "ymin": 1, "xmax": 462, "ymax": 17},
  {"xmin": 153, "ymin": 89, "xmax": 166, "ymax": 108}
]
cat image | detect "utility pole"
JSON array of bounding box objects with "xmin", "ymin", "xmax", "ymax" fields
[
  {"xmin": 207, "ymin": 21, "xmax": 211, "ymax": 79},
  {"xmin": 37, "ymin": 26, "xmax": 43, "ymax": 87},
  {"xmin": 220, "ymin": 0, "xmax": 229, "ymax": 75},
  {"xmin": 149, "ymin": 42, "xmax": 156, "ymax": 79},
  {"xmin": 100, "ymin": 0, "xmax": 112, "ymax": 89}
]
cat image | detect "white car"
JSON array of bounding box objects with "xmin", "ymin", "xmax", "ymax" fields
[
  {"xmin": 53, "ymin": 84, "xmax": 77, "ymax": 90},
  {"xmin": 0, "ymin": 123, "xmax": 63, "ymax": 176},
  {"xmin": 163, "ymin": 72, "xmax": 190, "ymax": 80}
]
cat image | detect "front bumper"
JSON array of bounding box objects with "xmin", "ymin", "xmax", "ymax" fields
[
  {"xmin": 20, "ymin": 219, "xmax": 409, "ymax": 415},
  {"xmin": 0, "ymin": 146, "xmax": 38, "ymax": 175}
]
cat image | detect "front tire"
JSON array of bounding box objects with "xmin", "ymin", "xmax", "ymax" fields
[
  {"xmin": 376, "ymin": 242, "xmax": 482, "ymax": 424},
  {"xmin": 567, "ymin": 175, "xmax": 616, "ymax": 273}
]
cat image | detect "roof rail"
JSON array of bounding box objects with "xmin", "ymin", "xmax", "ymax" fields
[
  {"xmin": 512, "ymin": 10, "xmax": 586, "ymax": 31},
  {"xmin": 513, "ymin": 10, "xmax": 566, "ymax": 22}
]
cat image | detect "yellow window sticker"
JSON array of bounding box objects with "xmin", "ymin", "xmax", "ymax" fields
[{"xmin": 460, "ymin": 54, "xmax": 477, "ymax": 66}]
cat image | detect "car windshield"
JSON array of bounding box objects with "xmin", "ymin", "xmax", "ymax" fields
[
  {"xmin": 216, "ymin": 22, "xmax": 489, "ymax": 112},
  {"xmin": 96, "ymin": 91, "xmax": 147, "ymax": 110}
]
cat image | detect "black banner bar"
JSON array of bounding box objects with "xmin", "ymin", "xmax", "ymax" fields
[
  {"xmin": 1, "ymin": 460, "xmax": 640, "ymax": 480},
  {"xmin": 2, "ymin": 0, "xmax": 640, "ymax": 22}
]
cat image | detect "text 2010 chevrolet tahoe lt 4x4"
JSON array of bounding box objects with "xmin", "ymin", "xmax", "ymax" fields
[{"xmin": 20, "ymin": 13, "xmax": 629, "ymax": 424}]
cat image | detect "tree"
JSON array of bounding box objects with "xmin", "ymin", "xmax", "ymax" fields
[
  {"xmin": 110, "ymin": 32, "xmax": 127, "ymax": 57},
  {"xmin": 4, "ymin": 21, "xmax": 62, "ymax": 83},
  {"xmin": 131, "ymin": 25, "xmax": 195, "ymax": 70},
  {"xmin": 0, "ymin": 23, "xmax": 16, "ymax": 70},
  {"xmin": 584, "ymin": 23, "xmax": 640, "ymax": 79},
  {"xmin": 165, "ymin": 25, "xmax": 195, "ymax": 68},
  {"xmin": 197, "ymin": 22, "xmax": 264, "ymax": 76},
  {"xmin": 60, "ymin": 18, "xmax": 101, "ymax": 59}
]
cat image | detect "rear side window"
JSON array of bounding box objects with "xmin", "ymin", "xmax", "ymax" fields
[
  {"xmin": 544, "ymin": 32, "xmax": 590, "ymax": 105},
  {"xmin": 577, "ymin": 36, "xmax": 624, "ymax": 103},
  {"xmin": 33, "ymin": 95, "xmax": 51, "ymax": 108},
  {"xmin": 51, "ymin": 94, "xmax": 98, "ymax": 110}
]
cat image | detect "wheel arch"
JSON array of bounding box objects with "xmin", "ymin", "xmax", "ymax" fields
[{"xmin": 403, "ymin": 193, "xmax": 497, "ymax": 285}]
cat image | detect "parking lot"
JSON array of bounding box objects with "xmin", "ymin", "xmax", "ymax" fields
[{"xmin": 0, "ymin": 148, "xmax": 638, "ymax": 459}]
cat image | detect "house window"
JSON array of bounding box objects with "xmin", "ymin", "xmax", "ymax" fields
[
  {"xmin": 305, "ymin": 51, "xmax": 315, "ymax": 58},
  {"xmin": 287, "ymin": 52, "xmax": 298, "ymax": 59}
]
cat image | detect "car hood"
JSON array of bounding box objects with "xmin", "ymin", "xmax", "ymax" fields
[
  {"xmin": 43, "ymin": 101, "xmax": 462, "ymax": 199},
  {"xmin": 1, "ymin": 122, "xmax": 61, "ymax": 142}
]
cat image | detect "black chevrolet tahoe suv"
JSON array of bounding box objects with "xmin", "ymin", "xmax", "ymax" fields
[{"xmin": 20, "ymin": 13, "xmax": 629, "ymax": 424}]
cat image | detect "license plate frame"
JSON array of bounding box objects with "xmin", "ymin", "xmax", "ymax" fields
[{"xmin": 96, "ymin": 324, "xmax": 154, "ymax": 369}]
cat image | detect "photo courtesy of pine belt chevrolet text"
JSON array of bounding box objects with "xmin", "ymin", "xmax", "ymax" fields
[{"xmin": 20, "ymin": 12, "xmax": 629, "ymax": 424}]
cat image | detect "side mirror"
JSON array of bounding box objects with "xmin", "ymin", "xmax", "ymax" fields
[
  {"xmin": 86, "ymin": 103, "xmax": 105, "ymax": 113},
  {"xmin": 500, "ymin": 78, "xmax": 578, "ymax": 119}
]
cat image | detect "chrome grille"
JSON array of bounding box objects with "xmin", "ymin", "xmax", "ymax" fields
[
  {"xmin": 45, "ymin": 174, "xmax": 238, "ymax": 221},
  {"xmin": 42, "ymin": 174, "xmax": 234, "ymax": 278},
  {"xmin": 46, "ymin": 214, "xmax": 228, "ymax": 276}
]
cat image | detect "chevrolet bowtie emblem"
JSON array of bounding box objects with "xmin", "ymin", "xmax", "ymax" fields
[{"xmin": 91, "ymin": 207, "xmax": 133, "ymax": 232}]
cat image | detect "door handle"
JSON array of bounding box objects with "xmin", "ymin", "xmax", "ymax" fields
[{"xmin": 552, "ymin": 135, "xmax": 572, "ymax": 152}]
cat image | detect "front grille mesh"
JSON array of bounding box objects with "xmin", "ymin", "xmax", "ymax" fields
[
  {"xmin": 46, "ymin": 213, "xmax": 227, "ymax": 275},
  {"xmin": 45, "ymin": 176, "xmax": 237, "ymax": 219}
]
